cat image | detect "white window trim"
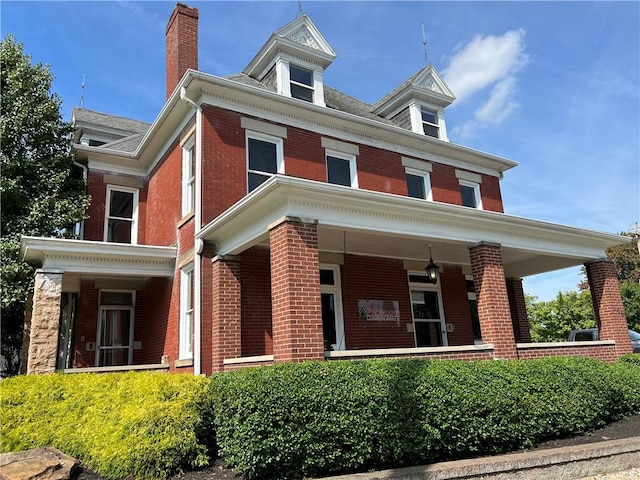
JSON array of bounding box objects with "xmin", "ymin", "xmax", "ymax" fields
[
  {"xmin": 320, "ymin": 263, "xmax": 345, "ymax": 351},
  {"xmin": 276, "ymin": 56, "xmax": 326, "ymax": 107},
  {"xmin": 181, "ymin": 136, "xmax": 195, "ymax": 217},
  {"xmin": 104, "ymin": 185, "xmax": 139, "ymax": 244},
  {"xmin": 95, "ymin": 290, "xmax": 135, "ymax": 367},
  {"xmin": 408, "ymin": 103, "xmax": 448, "ymax": 141},
  {"xmin": 405, "ymin": 167, "xmax": 433, "ymax": 201},
  {"xmin": 246, "ymin": 130, "xmax": 285, "ymax": 193},
  {"xmin": 325, "ymin": 149, "xmax": 358, "ymax": 188},
  {"xmin": 179, "ymin": 264, "xmax": 194, "ymax": 360},
  {"xmin": 408, "ymin": 271, "xmax": 448, "ymax": 347},
  {"xmin": 459, "ymin": 180, "xmax": 483, "ymax": 210}
]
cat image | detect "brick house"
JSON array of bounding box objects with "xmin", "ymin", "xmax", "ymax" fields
[{"xmin": 21, "ymin": 4, "xmax": 631, "ymax": 375}]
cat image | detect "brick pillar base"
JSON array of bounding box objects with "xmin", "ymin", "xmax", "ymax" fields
[
  {"xmin": 211, "ymin": 255, "xmax": 241, "ymax": 373},
  {"xmin": 586, "ymin": 259, "xmax": 631, "ymax": 358},
  {"xmin": 469, "ymin": 243, "xmax": 517, "ymax": 359},
  {"xmin": 506, "ymin": 278, "xmax": 531, "ymax": 343},
  {"xmin": 269, "ymin": 218, "xmax": 323, "ymax": 363},
  {"xmin": 27, "ymin": 270, "xmax": 63, "ymax": 374}
]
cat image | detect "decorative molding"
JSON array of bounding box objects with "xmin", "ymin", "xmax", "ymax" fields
[
  {"xmin": 321, "ymin": 137, "xmax": 359, "ymax": 156},
  {"xmin": 241, "ymin": 117, "xmax": 288, "ymax": 138},
  {"xmin": 287, "ymin": 25, "xmax": 320, "ymax": 50},
  {"xmin": 455, "ymin": 169, "xmax": 483, "ymax": 184},
  {"xmin": 402, "ymin": 157, "xmax": 433, "ymax": 171}
]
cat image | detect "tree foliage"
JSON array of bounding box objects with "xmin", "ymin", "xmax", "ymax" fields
[
  {"xmin": 606, "ymin": 232, "xmax": 640, "ymax": 284},
  {"xmin": 1, "ymin": 35, "xmax": 90, "ymax": 376},
  {"xmin": 527, "ymin": 291, "xmax": 597, "ymax": 342}
]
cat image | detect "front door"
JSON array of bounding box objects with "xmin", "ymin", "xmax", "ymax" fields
[
  {"xmin": 96, "ymin": 291, "xmax": 134, "ymax": 366},
  {"xmin": 320, "ymin": 264, "xmax": 345, "ymax": 351},
  {"xmin": 409, "ymin": 272, "xmax": 447, "ymax": 347}
]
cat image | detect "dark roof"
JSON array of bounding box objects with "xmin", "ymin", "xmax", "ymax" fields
[
  {"xmin": 72, "ymin": 107, "xmax": 151, "ymax": 135},
  {"xmin": 100, "ymin": 133, "xmax": 145, "ymax": 153}
]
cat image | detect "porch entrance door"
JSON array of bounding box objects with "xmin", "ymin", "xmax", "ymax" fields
[
  {"xmin": 409, "ymin": 273, "xmax": 447, "ymax": 347},
  {"xmin": 96, "ymin": 307, "xmax": 134, "ymax": 366},
  {"xmin": 320, "ymin": 264, "xmax": 345, "ymax": 351}
]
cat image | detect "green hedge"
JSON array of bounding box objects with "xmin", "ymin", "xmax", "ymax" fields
[
  {"xmin": 2, "ymin": 357, "xmax": 638, "ymax": 480},
  {"xmin": 211, "ymin": 357, "xmax": 640, "ymax": 480},
  {"xmin": 0, "ymin": 372, "xmax": 213, "ymax": 479}
]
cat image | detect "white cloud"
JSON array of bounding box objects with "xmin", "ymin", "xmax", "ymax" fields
[
  {"xmin": 445, "ymin": 29, "xmax": 528, "ymax": 139},
  {"xmin": 444, "ymin": 29, "xmax": 528, "ymax": 102}
]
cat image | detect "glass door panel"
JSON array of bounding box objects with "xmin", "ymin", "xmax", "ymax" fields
[{"xmin": 97, "ymin": 308, "xmax": 132, "ymax": 366}]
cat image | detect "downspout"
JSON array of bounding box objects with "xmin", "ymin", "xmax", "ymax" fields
[{"xmin": 181, "ymin": 86, "xmax": 203, "ymax": 375}]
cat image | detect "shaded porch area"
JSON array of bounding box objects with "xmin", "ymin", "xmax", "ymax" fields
[
  {"xmin": 199, "ymin": 176, "xmax": 631, "ymax": 372},
  {"xmin": 20, "ymin": 237, "xmax": 177, "ymax": 374}
]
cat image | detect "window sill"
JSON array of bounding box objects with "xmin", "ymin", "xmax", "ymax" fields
[
  {"xmin": 177, "ymin": 212, "xmax": 195, "ymax": 228},
  {"xmin": 174, "ymin": 358, "xmax": 193, "ymax": 368}
]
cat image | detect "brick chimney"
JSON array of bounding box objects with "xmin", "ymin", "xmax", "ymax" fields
[{"xmin": 166, "ymin": 3, "xmax": 199, "ymax": 98}]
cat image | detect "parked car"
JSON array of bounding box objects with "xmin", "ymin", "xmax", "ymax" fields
[{"xmin": 568, "ymin": 328, "xmax": 640, "ymax": 353}]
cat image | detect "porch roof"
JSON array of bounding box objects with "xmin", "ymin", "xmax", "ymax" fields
[
  {"xmin": 20, "ymin": 237, "xmax": 177, "ymax": 277},
  {"xmin": 198, "ymin": 176, "xmax": 626, "ymax": 278}
]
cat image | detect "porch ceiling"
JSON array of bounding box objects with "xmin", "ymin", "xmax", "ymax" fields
[
  {"xmin": 20, "ymin": 237, "xmax": 177, "ymax": 277},
  {"xmin": 199, "ymin": 176, "xmax": 626, "ymax": 279}
]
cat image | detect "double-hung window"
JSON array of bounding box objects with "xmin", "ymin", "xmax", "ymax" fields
[
  {"xmin": 421, "ymin": 108, "xmax": 439, "ymax": 138},
  {"xmin": 289, "ymin": 64, "xmax": 314, "ymax": 103},
  {"xmin": 326, "ymin": 151, "xmax": 357, "ymax": 188},
  {"xmin": 181, "ymin": 136, "xmax": 195, "ymax": 217},
  {"xmin": 104, "ymin": 186, "xmax": 138, "ymax": 244},
  {"xmin": 456, "ymin": 170, "xmax": 483, "ymax": 209},
  {"xmin": 402, "ymin": 157, "xmax": 432, "ymax": 201},
  {"xmin": 179, "ymin": 264, "xmax": 194, "ymax": 360},
  {"xmin": 246, "ymin": 132, "xmax": 284, "ymax": 193}
]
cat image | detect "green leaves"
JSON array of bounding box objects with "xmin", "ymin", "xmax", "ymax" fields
[{"xmin": 0, "ymin": 35, "xmax": 90, "ymax": 375}]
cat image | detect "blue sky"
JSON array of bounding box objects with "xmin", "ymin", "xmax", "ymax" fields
[{"xmin": 3, "ymin": 1, "xmax": 639, "ymax": 301}]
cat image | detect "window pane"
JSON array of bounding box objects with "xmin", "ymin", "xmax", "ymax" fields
[
  {"xmin": 320, "ymin": 269, "xmax": 335, "ymax": 285},
  {"xmin": 406, "ymin": 173, "xmax": 426, "ymax": 199},
  {"xmin": 412, "ymin": 290, "xmax": 440, "ymax": 320},
  {"xmin": 248, "ymin": 138, "xmax": 277, "ymax": 173},
  {"xmin": 327, "ymin": 156, "xmax": 351, "ymax": 186},
  {"xmin": 109, "ymin": 191, "xmax": 134, "ymax": 219},
  {"xmin": 291, "ymin": 83, "xmax": 313, "ymax": 102},
  {"xmin": 415, "ymin": 321, "xmax": 443, "ymax": 347},
  {"xmin": 100, "ymin": 291, "xmax": 133, "ymax": 306},
  {"xmin": 248, "ymin": 172, "xmax": 269, "ymax": 192},
  {"xmin": 422, "ymin": 123, "xmax": 439, "ymax": 138},
  {"xmin": 100, "ymin": 310, "xmax": 131, "ymax": 346},
  {"xmin": 290, "ymin": 65, "xmax": 313, "ymax": 86},
  {"xmin": 321, "ymin": 293, "xmax": 337, "ymax": 349},
  {"xmin": 107, "ymin": 219, "xmax": 132, "ymax": 243},
  {"xmin": 460, "ymin": 185, "xmax": 477, "ymax": 208},
  {"xmin": 421, "ymin": 109, "xmax": 437, "ymax": 124}
]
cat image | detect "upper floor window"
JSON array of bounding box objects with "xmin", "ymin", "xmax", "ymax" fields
[
  {"xmin": 421, "ymin": 108, "xmax": 439, "ymax": 138},
  {"xmin": 456, "ymin": 169, "xmax": 483, "ymax": 209},
  {"xmin": 246, "ymin": 132, "xmax": 284, "ymax": 193},
  {"xmin": 402, "ymin": 157, "xmax": 432, "ymax": 201},
  {"xmin": 459, "ymin": 181, "xmax": 482, "ymax": 209},
  {"xmin": 326, "ymin": 151, "xmax": 357, "ymax": 188},
  {"xmin": 104, "ymin": 186, "xmax": 138, "ymax": 244},
  {"xmin": 181, "ymin": 136, "xmax": 195, "ymax": 217},
  {"xmin": 289, "ymin": 64, "xmax": 314, "ymax": 103}
]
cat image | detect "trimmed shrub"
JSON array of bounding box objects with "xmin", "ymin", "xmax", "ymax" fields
[
  {"xmin": 619, "ymin": 352, "xmax": 640, "ymax": 367},
  {"xmin": 210, "ymin": 357, "xmax": 640, "ymax": 480},
  {"xmin": 0, "ymin": 372, "xmax": 212, "ymax": 479}
]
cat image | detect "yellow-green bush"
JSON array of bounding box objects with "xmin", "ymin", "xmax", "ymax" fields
[{"xmin": 0, "ymin": 372, "xmax": 212, "ymax": 479}]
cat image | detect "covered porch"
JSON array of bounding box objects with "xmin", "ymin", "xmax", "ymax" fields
[
  {"xmin": 200, "ymin": 175, "xmax": 630, "ymax": 372},
  {"xmin": 20, "ymin": 237, "xmax": 177, "ymax": 374}
]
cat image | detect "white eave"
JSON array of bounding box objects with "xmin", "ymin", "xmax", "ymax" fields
[
  {"xmin": 197, "ymin": 176, "xmax": 626, "ymax": 278},
  {"xmin": 20, "ymin": 236, "xmax": 177, "ymax": 277}
]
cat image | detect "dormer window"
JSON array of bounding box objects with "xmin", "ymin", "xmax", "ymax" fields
[
  {"xmin": 289, "ymin": 64, "xmax": 314, "ymax": 103},
  {"xmin": 421, "ymin": 108, "xmax": 439, "ymax": 138}
]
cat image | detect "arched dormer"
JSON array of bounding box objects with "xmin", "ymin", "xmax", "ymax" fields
[
  {"xmin": 243, "ymin": 14, "xmax": 337, "ymax": 107},
  {"xmin": 373, "ymin": 65, "xmax": 456, "ymax": 141}
]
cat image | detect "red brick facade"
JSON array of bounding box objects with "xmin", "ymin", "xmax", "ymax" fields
[
  {"xmin": 506, "ymin": 277, "xmax": 531, "ymax": 343},
  {"xmin": 211, "ymin": 256, "xmax": 242, "ymax": 373},
  {"xmin": 166, "ymin": 3, "xmax": 198, "ymax": 98},
  {"xmin": 469, "ymin": 243, "xmax": 517, "ymax": 359}
]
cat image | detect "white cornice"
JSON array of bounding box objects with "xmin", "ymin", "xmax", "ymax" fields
[
  {"xmin": 197, "ymin": 176, "xmax": 626, "ymax": 277},
  {"xmin": 20, "ymin": 237, "xmax": 177, "ymax": 277}
]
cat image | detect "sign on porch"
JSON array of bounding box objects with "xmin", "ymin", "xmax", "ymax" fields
[{"xmin": 358, "ymin": 300, "xmax": 400, "ymax": 325}]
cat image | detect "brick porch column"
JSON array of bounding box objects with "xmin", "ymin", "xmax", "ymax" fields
[
  {"xmin": 27, "ymin": 269, "xmax": 63, "ymax": 374},
  {"xmin": 269, "ymin": 217, "xmax": 323, "ymax": 363},
  {"xmin": 469, "ymin": 243, "xmax": 517, "ymax": 359},
  {"xmin": 506, "ymin": 277, "xmax": 531, "ymax": 343},
  {"xmin": 585, "ymin": 259, "xmax": 631, "ymax": 357},
  {"xmin": 211, "ymin": 255, "xmax": 241, "ymax": 372}
]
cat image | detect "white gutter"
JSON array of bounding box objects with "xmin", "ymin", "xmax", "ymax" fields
[{"xmin": 180, "ymin": 86, "xmax": 203, "ymax": 376}]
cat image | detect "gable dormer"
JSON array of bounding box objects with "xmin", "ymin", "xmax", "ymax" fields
[
  {"xmin": 243, "ymin": 14, "xmax": 336, "ymax": 107},
  {"xmin": 373, "ymin": 65, "xmax": 455, "ymax": 141}
]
